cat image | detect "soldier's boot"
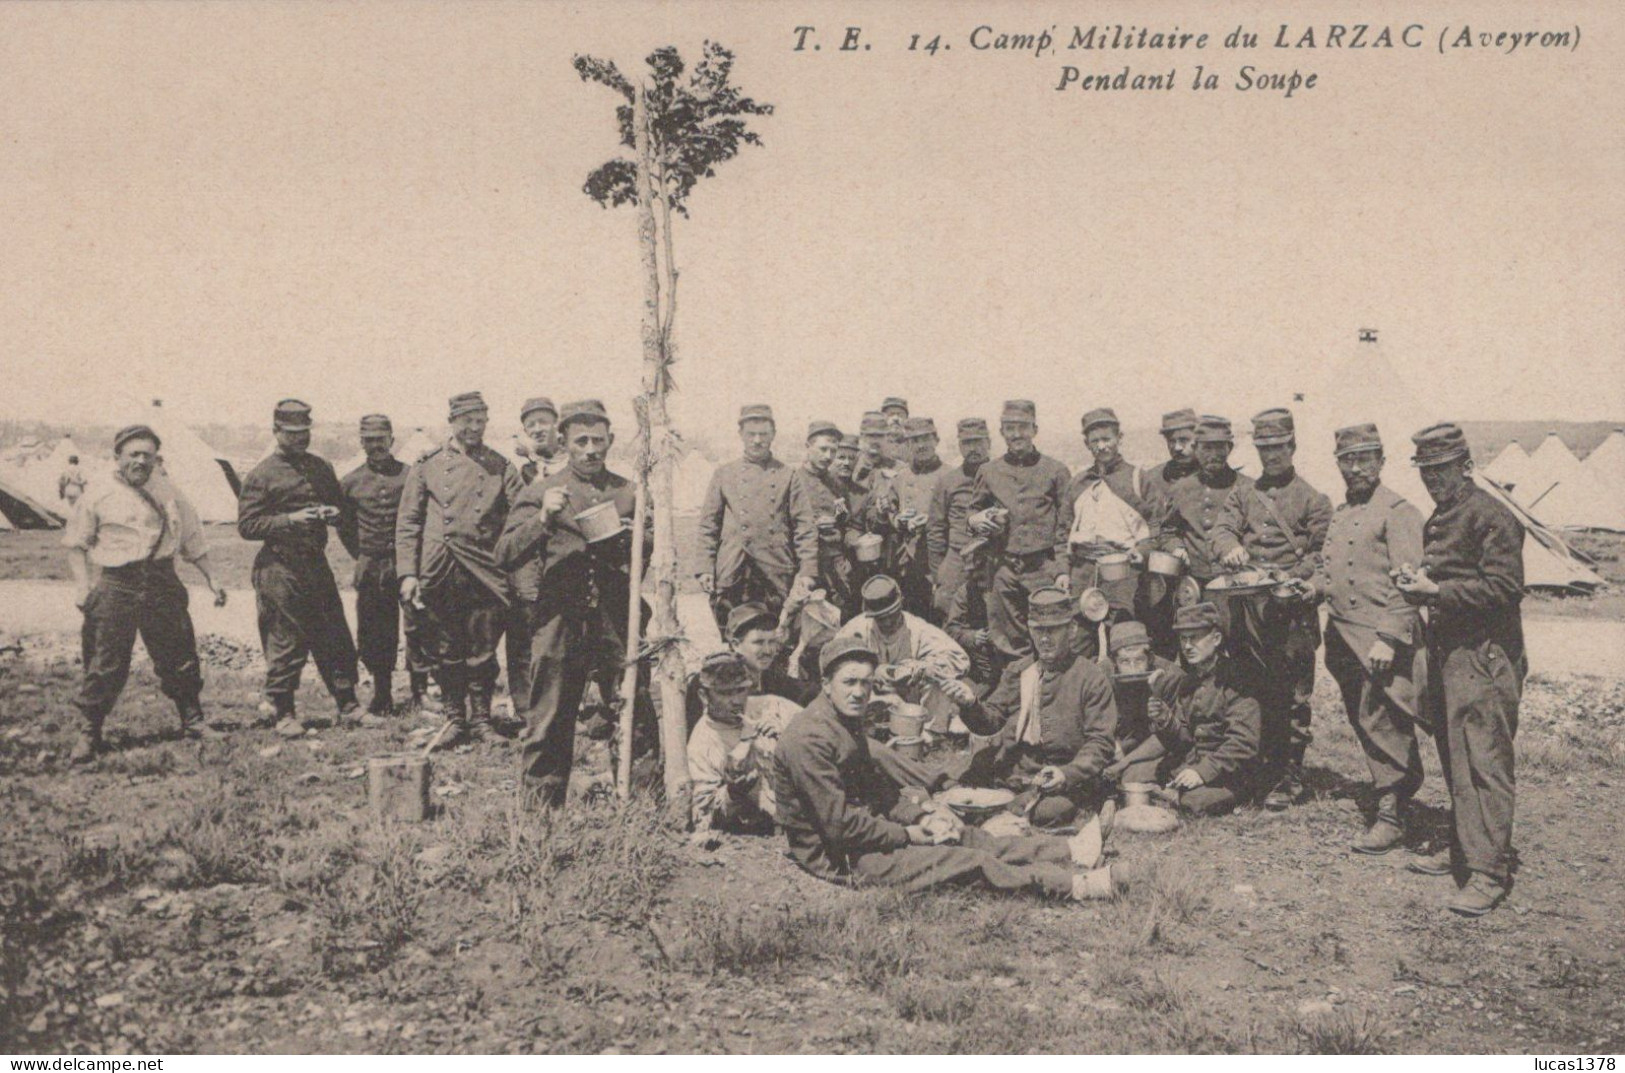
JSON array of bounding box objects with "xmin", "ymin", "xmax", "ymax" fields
[
  {"xmin": 403, "ymin": 672, "xmax": 441, "ymax": 719},
  {"xmin": 366, "ymin": 674, "xmax": 395, "ymax": 717},
  {"xmin": 1067, "ymin": 799, "xmax": 1117, "ymax": 870},
  {"xmin": 1071, "ymin": 860, "xmax": 1135, "ymax": 901},
  {"xmin": 1353, "ymin": 792, "xmax": 1406, "ymax": 855},
  {"xmin": 263, "ymin": 693, "xmax": 306, "ymax": 739},
  {"xmin": 1263, "ymin": 736, "xmax": 1309, "ymax": 810},
  {"xmin": 435, "ymin": 679, "xmax": 474, "ymax": 749},
  {"xmin": 333, "ymin": 687, "xmax": 361, "ymax": 724},
  {"xmin": 467, "ymin": 687, "xmax": 494, "ymax": 741},
  {"xmin": 1448, "ymin": 873, "xmax": 1509, "ymax": 917},
  {"xmin": 176, "ymin": 697, "xmax": 219, "ymax": 741},
  {"xmin": 1407, "ymin": 846, "xmax": 1456, "ymax": 877},
  {"xmin": 68, "ymin": 720, "xmax": 104, "ymax": 764}
]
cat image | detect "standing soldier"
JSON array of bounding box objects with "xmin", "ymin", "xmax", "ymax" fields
[
  {"xmin": 1395, "ymin": 422, "xmax": 1525, "ymax": 917},
  {"xmin": 1157, "ymin": 415, "xmax": 1252, "ymax": 592},
  {"xmin": 515, "ymin": 396, "xmax": 565, "ymax": 484},
  {"xmin": 787, "ymin": 421, "xmax": 855, "ymax": 615},
  {"xmin": 64, "ymin": 425, "xmax": 228, "ymax": 761},
  {"xmin": 1059, "ymin": 407, "xmax": 1162, "ymax": 629},
  {"xmin": 1306, "ymin": 423, "xmax": 1426, "ymax": 853},
  {"xmin": 853, "ymin": 410, "xmax": 898, "ymax": 489},
  {"xmin": 881, "ymin": 396, "xmax": 910, "ymax": 428},
  {"xmin": 339, "ymin": 414, "xmax": 431, "ymax": 718},
  {"xmin": 968, "ymin": 400, "xmax": 1071, "ymax": 670},
  {"xmin": 1141, "ymin": 408, "xmax": 1203, "ymax": 658},
  {"xmin": 395, "ymin": 391, "xmax": 523, "ymax": 744},
  {"xmin": 697, "ymin": 404, "xmax": 816, "ymax": 633},
  {"xmin": 866, "ymin": 416, "xmax": 944, "ymax": 620},
  {"xmin": 238, "ymin": 399, "xmax": 359, "ymax": 734},
  {"xmin": 499, "ymin": 396, "xmax": 566, "ymax": 717},
  {"xmin": 1212, "ymin": 407, "xmax": 1332, "ymax": 809},
  {"xmin": 498, "ymin": 400, "xmax": 649, "ymax": 808},
  {"xmin": 929, "ymin": 418, "xmax": 994, "ymax": 680}
]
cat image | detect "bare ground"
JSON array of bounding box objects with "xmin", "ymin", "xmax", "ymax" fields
[{"xmin": 1, "ymin": 640, "xmax": 1623, "ymax": 1054}]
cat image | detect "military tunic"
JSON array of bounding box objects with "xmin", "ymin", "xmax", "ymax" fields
[
  {"xmin": 498, "ymin": 463, "xmax": 652, "ymax": 803},
  {"xmin": 969, "ymin": 449, "xmax": 1072, "ymax": 662},
  {"xmin": 1313, "ymin": 483, "xmax": 1427, "ymax": 798},
  {"xmin": 699, "ymin": 456, "xmax": 816, "ymax": 631},
  {"xmin": 238, "ymin": 450, "xmax": 358, "ymax": 706},
  {"xmin": 1418, "ymin": 484, "xmax": 1526, "ymax": 882},
  {"xmin": 395, "ymin": 438, "xmax": 523, "ymax": 710},
  {"xmin": 961, "ymin": 650, "xmax": 1118, "ymax": 827},
  {"xmin": 1157, "ymin": 466, "xmax": 1252, "ymax": 583},
  {"xmin": 772, "ymin": 695, "xmax": 1076, "ymax": 896},
  {"xmin": 867, "ymin": 457, "xmax": 944, "ymax": 620},
  {"xmin": 340, "ymin": 456, "xmax": 428, "ymax": 685},
  {"xmin": 1148, "ymin": 660, "xmax": 1262, "ymax": 814},
  {"xmin": 1209, "ymin": 468, "xmax": 1331, "ymax": 784},
  {"xmin": 1140, "ymin": 457, "xmax": 1201, "ymax": 657},
  {"xmin": 787, "ymin": 462, "xmax": 856, "ymax": 613}
]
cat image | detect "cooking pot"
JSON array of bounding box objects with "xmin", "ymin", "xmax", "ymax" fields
[
  {"xmin": 1146, "ymin": 549, "xmax": 1184, "ymax": 577},
  {"xmin": 1097, "ymin": 553, "xmax": 1135, "ymax": 582},
  {"xmin": 575, "ymin": 501, "xmax": 626, "ymax": 544}
]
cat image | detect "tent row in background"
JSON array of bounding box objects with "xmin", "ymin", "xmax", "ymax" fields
[{"xmin": 1486, "ymin": 428, "xmax": 1625, "ymax": 533}]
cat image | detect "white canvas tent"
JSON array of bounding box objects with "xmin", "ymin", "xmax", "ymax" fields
[
  {"xmin": 1484, "ymin": 441, "xmax": 1533, "ymax": 492},
  {"xmin": 1582, "ymin": 429, "xmax": 1625, "ymax": 492},
  {"xmin": 1520, "ymin": 432, "xmax": 1582, "ymax": 509},
  {"xmin": 1524, "ymin": 466, "xmax": 1625, "ymax": 533},
  {"xmin": 1265, "ymin": 340, "xmax": 1602, "ymax": 594},
  {"xmin": 124, "ymin": 402, "xmax": 242, "ymax": 522},
  {"xmin": 0, "ymin": 469, "xmax": 65, "ymax": 529}
]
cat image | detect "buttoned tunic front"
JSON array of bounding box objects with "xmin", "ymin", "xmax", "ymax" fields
[
  {"xmin": 1159, "ymin": 467, "xmax": 1253, "ymax": 582},
  {"xmin": 394, "ymin": 438, "xmax": 523, "ymax": 604},
  {"xmin": 1212, "ymin": 468, "xmax": 1332, "ymax": 580},
  {"xmin": 699, "ymin": 456, "xmax": 816, "ymax": 589}
]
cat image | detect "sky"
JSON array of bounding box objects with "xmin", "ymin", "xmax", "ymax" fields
[{"xmin": 3, "ymin": 0, "xmax": 1621, "ymax": 446}]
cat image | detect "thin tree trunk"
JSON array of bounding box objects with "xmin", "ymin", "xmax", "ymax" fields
[{"xmin": 624, "ymin": 82, "xmax": 691, "ymax": 818}]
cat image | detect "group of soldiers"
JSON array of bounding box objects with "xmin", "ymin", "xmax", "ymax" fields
[{"xmin": 60, "ymin": 390, "xmax": 1528, "ymax": 916}]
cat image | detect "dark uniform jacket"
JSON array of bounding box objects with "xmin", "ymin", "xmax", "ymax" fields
[
  {"xmin": 496, "ymin": 463, "xmax": 645, "ymax": 612},
  {"xmin": 1159, "ymin": 467, "xmax": 1253, "ymax": 581},
  {"xmin": 238, "ymin": 450, "xmax": 348, "ymax": 563},
  {"xmin": 1313, "ymin": 483, "xmax": 1425, "ymax": 657},
  {"xmin": 1212, "ymin": 468, "xmax": 1332, "ymax": 581},
  {"xmin": 772, "ymin": 694, "xmax": 937, "ymax": 876},
  {"xmin": 1149, "ymin": 661, "xmax": 1262, "ymax": 785},
  {"xmin": 1420, "ymin": 484, "xmax": 1525, "ymax": 657},
  {"xmin": 395, "ymin": 438, "xmax": 523, "ymax": 603},
  {"xmin": 340, "ymin": 457, "xmax": 407, "ymax": 559},
  {"xmin": 787, "ymin": 463, "xmax": 852, "ymax": 561},
  {"xmin": 963, "ymin": 651, "xmax": 1118, "ymax": 791},
  {"xmin": 699, "ymin": 456, "xmax": 816, "ymax": 587},
  {"xmin": 1142, "ymin": 457, "xmax": 1198, "ymax": 503},
  {"xmin": 927, "ymin": 460, "xmax": 983, "ymax": 575},
  {"xmin": 969, "ymin": 449, "xmax": 1072, "ymax": 560}
]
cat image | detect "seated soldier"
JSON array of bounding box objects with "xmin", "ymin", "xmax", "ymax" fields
[
  {"xmin": 1114, "ymin": 602, "xmax": 1261, "ymax": 815},
  {"xmin": 830, "ymin": 575, "xmax": 971, "ymax": 736},
  {"xmin": 684, "ymin": 602, "xmax": 818, "ymax": 734},
  {"xmin": 941, "ymin": 588, "xmax": 1119, "ymax": 830},
  {"xmin": 773, "ymin": 634, "xmax": 1132, "ymax": 900},
  {"xmin": 1100, "ymin": 620, "xmax": 1179, "ymax": 791},
  {"xmin": 688, "ymin": 652, "xmax": 795, "ymax": 835}
]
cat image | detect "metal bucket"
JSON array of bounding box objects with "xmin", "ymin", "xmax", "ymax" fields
[
  {"xmin": 1146, "ymin": 549, "xmax": 1184, "ymax": 577},
  {"xmin": 368, "ymin": 755, "xmax": 432, "ymax": 822},
  {"xmin": 888, "ymin": 703, "xmax": 926, "ymax": 740},
  {"xmin": 855, "ymin": 533, "xmax": 884, "ymax": 563},
  {"xmin": 574, "ymin": 501, "xmax": 625, "ymax": 543},
  {"xmin": 890, "ymin": 737, "xmax": 925, "ymax": 761},
  {"xmin": 1097, "ymin": 553, "xmax": 1135, "ymax": 582}
]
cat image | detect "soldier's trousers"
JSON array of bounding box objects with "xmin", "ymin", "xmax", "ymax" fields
[
  {"xmin": 1427, "ymin": 638, "xmax": 1523, "ymax": 882},
  {"xmin": 1068, "ymin": 557, "xmax": 1140, "ymax": 622},
  {"xmin": 890, "ymin": 534, "xmax": 935, "ymax": 623},
  {"xmin": 937, "ymin": 550, "xmax": 997, "ymax": 685},
  {"xmin": 77, "ymin": 560, "xmax": 202, "ymax": 731},
  {"xmin": 791, "ymin": 826, "xmax": 1076, "ymax": 897},
  {"xmin": 418, "ymin": 563, "xmax": 504, "ymax": 711},
  {"xmin": 710, "ymin": 558, "xmax": 793, "ymax": 633},
  {"xmin": 520, "ymin": 592, "xmax": 654, "ymax": 806},
  {"xmin": 253, "ymin": 551, "xmax": 356, "ymax": 703},
  {"xmin": 353, "ymin": 554, "xmax": 430, "ymax": 685},
  {"xmin": 986, "ymin": 550, "xmax": 1060, "ymax": 663},
  {"xmin": 1225, "ymin": 593, "xmax": 1318, "ymax": 781},
  {"xmin": 816, "ymin": 543, "xmax": 855, "ymax": 618},
  {"xmin": 1325, "ymin": 625, "xmax": 1423, "ymax": 800}
]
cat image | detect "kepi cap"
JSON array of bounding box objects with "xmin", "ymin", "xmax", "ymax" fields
[
  {"xmin": 273, "ymin": 399, "xmax": 313, "ymax": 430},
  {"xmin": 904, "ymin": 417, "xmax": 937, "ymax": 439},
  {"xmin": 1194, "ymin": 416, "xmax": 1233, "ymax": 444},
  {"xmin": 521, "ymin": 397, "xmax": 557, "ymax": 421},
  {"xmin": 359, "ymin": 414, "xmax": 393, "ymax": 436},
  {"xmin": 1028, "ymin": 587, "xmax": 1076, "ymax": 628},
  {"xmin": 807, "ymin": 420, "xmax": 841, "ymax": 442},
  {"xmin": 1410, "ymin": 422, "xmax": 1470, "ymax": 468},
  {"xmin": 448, "ymin": 391, "xmax": 488, "ymax": 420},
  {"xmin": 1108, "ymin": 621, "xmax": 1151, "ymax": 655},
  {"xmin": 1173, "ymin": 602, "xmax": 1222, "ymax": 632},
  {"xmin": 819, "ymin": 633, "xmax": 879, "ymax": 677},
  {"xmin": 837, "ymin": 433, "xmax": 860, "ymax": 451},
  {"xmin": 1334, "ymin": 422, "xmax": 1383, "ymax": 457},
  {"xmin": 1250, "ymin": 408, "xmax": 1296, "ymax": 447},
  {"xmin": 881, "ymin": 397, "xmax": 909, "ymax": 415},
  {"xmin": 739, "ymin": 404, "xmax": 774, "ymax": 425},
  {"xmin": 698, "ymin": 651, "xmax": 754, "ymax": 692},
  {"xmin": 1082, "ymin": 407, "xmax": 1120, "ymax": 434},
  {"xmin": 1160, "ymin": 408, "xmax": 1199, "ymax": 434},
  {"xmin": 957, "ymin": 418, "xmax": 990, "ymax": 439},
  {"xmin": 861, "ymin": 575, "xmax": 904, "ymax": 617},
  {"xmin": 859, "ymin": 411, "xmax": 889, "ymax": 434},
  {"xmin": 725, "ymin": 602, "xmax": 777, "ymax": 640},
  {"xmin": 558, "ymin": 399, "xmax": 610, "ymax": 431},
  {"xmin": 1000, "ymin": 400, "xmax": 1037, "ymax": 424}
]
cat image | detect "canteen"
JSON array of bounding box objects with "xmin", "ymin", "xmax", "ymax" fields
[
  {"xmin": 575, "ymin": 501, "xmax": 626, "ymax": 543},
  {"xmin": 888, "ymin": 702, "xmax": 927, "ymax": 740},
  {"xmin": 1146, "ymin": 549, "xmax": 1185, "ymax": 577},
  {"xmin": 855, "ymin": 533, "xmax": 884, "ymax": 563},
  {"xmin": 1096, "ymin": 553, "xmax": 1135, "ymax": 582}
]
